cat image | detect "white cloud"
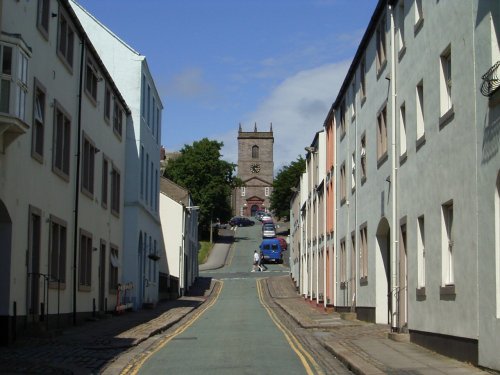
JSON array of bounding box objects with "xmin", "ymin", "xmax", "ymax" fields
[{"xmin": 221, "ymin": 61, "xmax": 350, "ymax": 171}]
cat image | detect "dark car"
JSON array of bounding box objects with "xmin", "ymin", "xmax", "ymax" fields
[
  {"xmin": 277, "ymin": 237, "xmax": 287, "ymax": 251},
  {"xmin": 229, "ymin": 217, "xmax": 254, "ymax": 227}
]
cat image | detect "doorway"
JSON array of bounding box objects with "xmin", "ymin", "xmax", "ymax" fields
[
  {"xmin": 99, "ymin": 240, "xmax": 106, "ymax": 312},
  {"xmin": 0, "ymin": 200, "xmax": 12, "ymax": 345},
  {"xmin": 28, "ymin": 207, "xmax": 42, "ymax": 319}
]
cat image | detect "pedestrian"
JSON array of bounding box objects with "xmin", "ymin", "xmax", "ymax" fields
[
  {"xmin": 258, "ymin": 251, "xmax": 268, "ymax": 272},
  {"xmin": 251, "ymin": 250, "xmax": 259, "ymax": 272}
]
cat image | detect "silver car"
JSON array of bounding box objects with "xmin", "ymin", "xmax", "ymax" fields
[{"xmin": 262, "ymin": 223, "xmax": 276, "ymax": 238}]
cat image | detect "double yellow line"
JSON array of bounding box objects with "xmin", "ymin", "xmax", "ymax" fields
[
  {"xmin": 121, "ymin": 281, "xmax": 224, "ymax": 375},
  {"xmin": 256, "ymin": 278, "xmax": 323, "ymax": 375}
]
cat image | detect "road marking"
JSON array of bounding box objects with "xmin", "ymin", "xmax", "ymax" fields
[
  {"xmin": 256, "ymin": 278, "xmax": 324, "ymax": 375},
  {"xmin": 121, "ymin": 280, "xmax": 224, "ymax": 375}
]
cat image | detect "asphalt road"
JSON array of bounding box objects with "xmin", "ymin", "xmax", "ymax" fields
[{"xmin": 137, "ymin": 222, "xmax": 312, "ymax": 375}]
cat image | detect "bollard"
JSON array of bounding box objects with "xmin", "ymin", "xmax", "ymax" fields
[
  {"xmin": 13, "ymin": 301, "xmax": 17, "ymax": 343},
  {"xmin": 92, "ymin": 298, "xmax": 96, "ymax": 318},
  {"xmin": 105, "ymin": 297, "xmax": 107, "ymax": 313},
  {"xmin": 40, "ymin": 302, "xmax": 45, "ymax": 321}
]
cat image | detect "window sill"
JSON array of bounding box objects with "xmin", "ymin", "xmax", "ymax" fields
[
  {"xmin": 398, "ymin": 45, "xmax": 406, "ymax": 62},
  {"xmin": 360, "ymin": 276, "xmax": 368, "ymax": 286},
  {"xmin": 439, "ymin": 106, "xmax": 455, "ymax": 129},
  {"xmin": 416, "ymin": 134, "xmax": 426, "ymax": 151},
  {"xmin": 376, "ymin": 60, "xmax": 387, "ymax": 81},
  {"xmin": 57, "ymin": 50, "xmax": 74, "ymax": 75},
  {"xmin": 81, "ymin": 187, "xmax": 94, "ymax": 201},
  {"xmin": 84, "ymin": 89, "xmax": 98, "ymax": 107},
  {"xmin": 52, "ymin": 167, "xmax": 70, "ymax": 183},
  {"xmin": 49, "ymin": 281, "xmax": 66, "ymax": 290},
  {"xmin": 377, "ymin": 152, "xmax": 388, "ymax": 169},
  {"xmin": 440, "ymin": 284, "xmax": 455, "ymax": 295},
  {"xmin": 416, "ymin": 287, "xmax": 426, "ymax": 301},
  {"xmin": 31, "ymin": 150, "xmax": 44, "ymax": 164},
  {"xmin": 399, "ymin": 151, "xmax": 407, "ymax": 165},
  {"xmin": 414, "ymin": 18, "xmax": 424, "ymax": 36},
  {"xmin": 78, "ymin": 285, "xmax": 91, "ymax": 292}
]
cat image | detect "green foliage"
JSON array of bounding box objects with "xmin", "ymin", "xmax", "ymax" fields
[
  {"xmin": 198, "ymin": 241, "xmax": 213, "ymax": 264},
  {"xmin": 270, "ymin": 156, "xmax": 306, "ymax": 219},
  {"xmin": 163, "ymin": 138, "xmax": 241, "ymax": 232}
]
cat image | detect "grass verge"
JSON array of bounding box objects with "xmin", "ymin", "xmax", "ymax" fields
[{"xmin": 198, "ymin": 241, "xmax": 213, "ymax": 264}]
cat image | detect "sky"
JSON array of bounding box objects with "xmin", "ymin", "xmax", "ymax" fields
[{"xmin": 77, "ymin": 0, "xmax": 378, "ymax": 171}]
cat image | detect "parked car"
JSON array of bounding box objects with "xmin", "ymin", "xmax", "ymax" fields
[
  {"xmin": 261, "ymin": 214, "xmax": 273, "ymax": 224},
  {"xmin": 277, "ymin": 237, "xmax": 287, "ymax": 251},
  {"xmin": 255, "ymin": 211, "xmax": 266, "ymax": 220},
  {"xmin": 229, "ymin": 217, "xmax": 254, "ymax": 227},
  {"xmin": 259, "ymin": 238, "xmax": 284, "ymax": 263},
  {"xmin": 262, "ymin": 223, "xmax": 276, "ymax": 238}
]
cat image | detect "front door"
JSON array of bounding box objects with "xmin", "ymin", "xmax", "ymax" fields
[
  {"xmin": 99, "ymin": 241, "xmax": 106, "ymax": 312},
  {"xmin": 28, "ymin": 208, "xmax": 41, "ymax": 319}
]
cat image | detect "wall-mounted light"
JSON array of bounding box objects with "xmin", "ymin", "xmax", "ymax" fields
[{"xmin": 305, "ymin": 146, "xmax": 316, "ymax": 153}]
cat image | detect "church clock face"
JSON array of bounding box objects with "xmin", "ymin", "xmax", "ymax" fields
[{"xmin": 250, "ymin": 163, "xmax": 261, "ymax": 173}]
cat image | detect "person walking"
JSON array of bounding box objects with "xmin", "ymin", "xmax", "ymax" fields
[
  {"xmin": 251, "ymin": 250, "xmax": 260, "ymax": 272},
  {"xmin": 258, "ymin": 251, "xmax": 268, "ymax": 272}
]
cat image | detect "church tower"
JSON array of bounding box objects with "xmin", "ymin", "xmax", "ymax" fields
[{"xmin": 233, "ymin": 123, "xmax": 274, "ymax": 217}]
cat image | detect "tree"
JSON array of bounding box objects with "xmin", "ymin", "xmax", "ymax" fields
[
  {"xmin": 163, "ymin": 138, "xmax": 242, "ymax": 235},
  {"xmin": 270, "ymin": 156, "xmax": 306, "ymax": 220}
]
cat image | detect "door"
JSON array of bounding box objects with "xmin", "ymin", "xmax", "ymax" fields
[
  {"xmin": 28, "ymin": 208, "xmax": 41, "ymax": 318},
  {"xmin": 99, "ymin": 241, "xmax": 106, "ymax": 312}
]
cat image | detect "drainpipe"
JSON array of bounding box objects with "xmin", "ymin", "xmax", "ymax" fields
[
  {"xmin": 323, "ymin": 167, "xmax": 327, "ymax": 308},
  {"xmin": 333, "ymin": 117, "xmax": 338, "ymax": 307},
  {"xmin": 72, "ymin": 38, "xmax": 85, "ymax": 325},
  {"xmin": 389, "ymin": 4, "xmax": 399, "ymax": 332}
]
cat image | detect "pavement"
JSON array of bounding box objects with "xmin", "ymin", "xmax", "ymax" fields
[{"xmin": 0, "ymin": 229, "xmax": 494, "ymax": 374}]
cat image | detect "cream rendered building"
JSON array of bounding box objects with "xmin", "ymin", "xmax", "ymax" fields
[
  {"xmin": 0, "ymin": 0, "xmax": 128, "ymax": 343},
  {"xmin": 69, "ymin": 0, "xmax": 164, "ymax": 309}
]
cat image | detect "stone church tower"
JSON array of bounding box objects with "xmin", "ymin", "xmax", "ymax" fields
[{"xmin": 233, "ymin": 123, "xmax": 274, "ymax": 217}]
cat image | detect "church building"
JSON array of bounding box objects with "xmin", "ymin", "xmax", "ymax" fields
[{"xmin": 233, "ymin": 124, "xmax": 274, "ymax": 217}]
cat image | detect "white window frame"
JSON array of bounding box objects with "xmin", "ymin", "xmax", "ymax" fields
[
  {"xmin": 85, "ymin": 56, "xmax": 98, "ymax": 104},
  {"xmin": 37, "ymin": 0, "xmax": 50, "ymax": 39},
  {"xmin": 57, "ymin": 7, "xmax": 75, "ymax": 70},
  {"xmin": 79, "ymin": 229, "xmax": 92, "ymax": 290},
  {"xmin": 265, "ymin": 187, "xmax": 270, "ymax": 197},
  {"xmin": 351, "ymin": 152, "xmax": 356, "ymax": 191},
  {"xmin": 442, "ymin": 201, "xmax": 454, "ymax": 286},
  {"xmin": 440, "ymin": 46, "xmax": 452, "ymax": 116},
  {"xmin": 111, "ymin": 164, "xmax": 121, "ymax": 216},
  {"xmin": 32, "ymin": 79, "xmax": 46, "ymax": 162},
  {"xmin": 241, "ymin": 187, "xmax": 246, "ymax": 197},
  {"xmin": 417, "ymin": 215, "xmax": 425, "ymax": 288},
  {"xmin": 81, "ymin": 134, "xmax": 96, "ymax": 197},
  {"xmin": 377, "ymin": 106, "xmax": 387, "ymax": 160},
  {"xmin": 399, "ymin": 103, "xmax": 407, "ymax": 157},
  {"xmin": 416, "ymin": 80, "xmax": 425, "ymax": 142},
  {"xmin": 52, "ymin": 101, "xmax": 71, "ymax": 180}
]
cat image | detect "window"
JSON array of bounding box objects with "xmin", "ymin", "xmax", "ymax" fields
[
  {"xmin": 416, "ymin": 81, "xmax": 425, "ymax": 142},
  {"xmin": 252, "ymin": 145, "xmax": 259, "ymax": 159},
  {"xmin": 147, "ymin": 84, "xmax": 151, "ymax": 126},
  {"xmin": 360, "ymin": 135, "xmax": 367, "ymax": 181},
  {"xmin": 109, "ymin": 245, "xmax": 119, "ymax": 291},
  {"xmin": 340, "ymin": 100, "xmax": 346, "ymax": 137},
  {"xmin": 0, "ymin": 45, "xmax": 13, "ymax": 113},
  {"xmin": 415, "ymin": 0, "xmax": 423, "ymax": 27},
  {"xmin": 150, "ymin": 161, "xmax": 153, "ymax": 207},
  {"xmin": 111, "ymin": 165, "xmax": 121, "ymax": 215},
  {"xmin": 397, "ymin": 0, "xmax": 405, "ymax": 52},
  {"xmin": 241, "ymin": 187, "xmax": 246, "ymax": 197},
  {"xmin": 37, "ymin": 0, "xmax": 50, "ymax": 38},
  {"xmin": 377, "ymin": 106, "xmax": 388, "ymax": 160},
  {"xmin": 82, "ymin": 136, "xmax": 96, "ymax": 196},
  {"xmin": 156, "ymin": 107, "xmax": 160, "ymax": 142},
  {"xmin": 351, "ymin": 152, "xmax": 356, "ymax": 191},
  {"xmin": 399, "ymin": 103, "xmax": 407, "ymax": 157},
  {"xmin": 145, "ymin": 153, "xmax": 149, "ymax": 203},
  {"xmin": 85, "ymin": 57, "xmax": 98, "ymax": 103},
  {"xmin": 340, "ymin": 163, "xmax": 346, "ymax": 202},
  {"xmin": 49, "ymin": 216, "xmax": 67, "ymax": 285},
  {"xmin": 340, "ymin": 239, "xmax": 347, "ymax": 285},
  {"xmin": 350, "ymin": 233, "xmax": 356, "ymax": 288},
  {"xmin": 376, "ymin": 14, "xmax": 387, "ymax": 72},
  {"xmin": 360, "ymin": 226, "xmax": 368, "ymax": 279},
  {"xmin": 417, "ymin": 215, "xmax": 425, "ymax": 288},
  {"xmin": 79, "ymin": 230, "xmax": 92, "ymax": 289},
  {"xmin": 32, "ymin": 80, "xmax": 46, "ymax": 161},
  {"xmin": 351, "ymin": 81, "xmax": 356, "ymax": 118},
  {"xmin": 360, "ymin": 57, "xmax": 366, "ymax": 100},
  {"xmin": 140, "ymin": 146, "xmax": 144, "ymax": 199},
  {"xmin": 113, "ymin": 99, "xmax": 123, "ymax": 137},
  {"xmin": 16, "ymin": 51, "xmax": 28, "ymax": 121},
  {"xmin": 442, "ymin": 201, "xmax": 454, "ymax": 286},
  {"xmin": 265, "ymin": 187, "xmax": 270, "ymax": 197},
  {"xmin": 104, "ymin": 85, "xmax": 111, "ymax": 123},
  {"xmin": 53, "ymin": 102, "xmax": 71, "ymax": 179},
  {"xmin": 440, "ymin": 46, "xmax": 452, "ymax": 116},
  {"xmin": 57, "ymin": 10, "xmax": 74, "ymax": 69},
  {"xmin": 141, "ymin": 74, "xmax": 145, "ymax": 118},
  {"xmin": 102, "ymin": 157, "xmax": 108, "ymax": 208},
  {"xmin": 155, "ymin": 170, "xmax": 159, "ymax": 211}
]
